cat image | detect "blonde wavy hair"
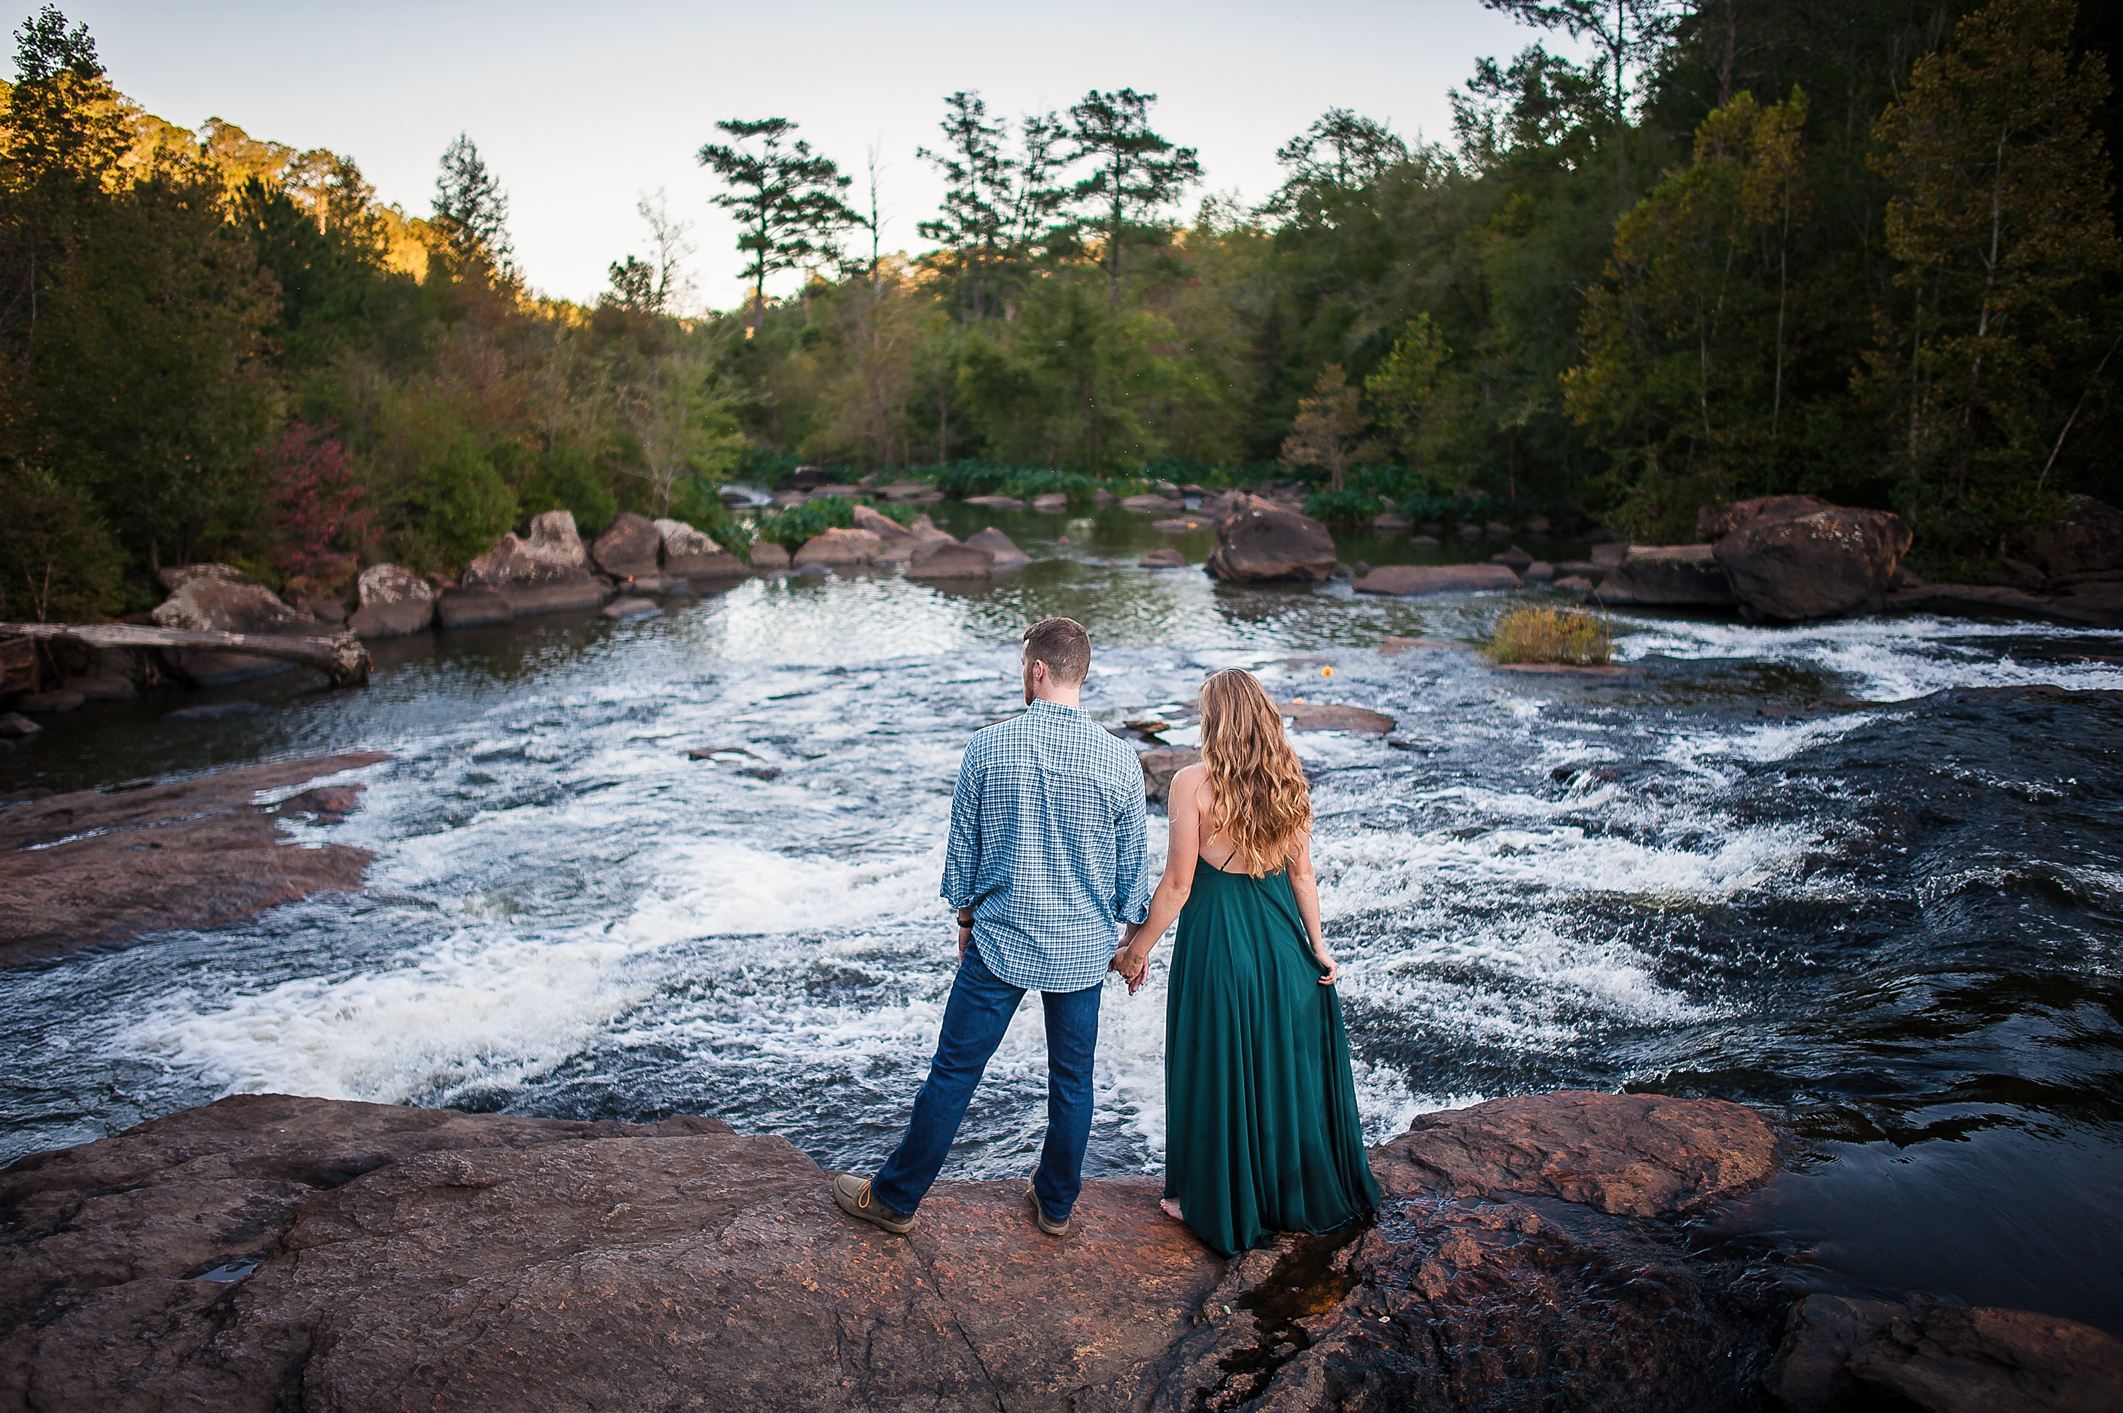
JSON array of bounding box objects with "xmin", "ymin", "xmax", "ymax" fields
[{"xmin": 1196, "ymin": 668, "xmax": 1312, "ymax": 877}]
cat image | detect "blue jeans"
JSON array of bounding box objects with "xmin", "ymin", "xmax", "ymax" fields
[{"xmin": 870, "ymin": 944, "xmax": 1102, "ymax": 1222}]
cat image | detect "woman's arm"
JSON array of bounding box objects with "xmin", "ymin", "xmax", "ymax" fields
[
  {"xmin": 1287, "ymin": 833, "xmax": 1337, "ymax": 985},
  {"xmin": 1112, "ymin": 766, "xmax": 1206, "ymax": 990}
]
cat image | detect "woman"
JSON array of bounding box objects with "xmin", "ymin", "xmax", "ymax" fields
[{"xmin": 1112, "ymin": 668, "xmax": 1379, "ymax": 1257}]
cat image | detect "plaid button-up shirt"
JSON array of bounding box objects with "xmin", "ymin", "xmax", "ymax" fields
[{"xmin": 941, "ymin": 698, "xmax": 1152, "ymax": 993}]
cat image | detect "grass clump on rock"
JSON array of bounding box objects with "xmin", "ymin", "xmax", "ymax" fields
[{"xmin": 1484, "ymin": 605, "xmax": 1612, "ymax": 665}]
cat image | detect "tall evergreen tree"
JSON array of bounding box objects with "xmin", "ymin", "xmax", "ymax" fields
[
  {"xmin": 1065, "ymin": 90, "xmax": 1202, "ymax": 308},
  {"xmin": 697, "ymin": 117, "xmax": 860, "ymax": 328},
  {"xmin": 431, "ymin": 133, "xmax": 512, "ymax": 270}
]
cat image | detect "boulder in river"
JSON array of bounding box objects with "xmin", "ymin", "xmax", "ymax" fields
[
  {"xmin": 434, "ymin": 587, "xmax": 513, "ymax": 630},
  {"xmin": 905, "ymin": 539, "xmax": 997, "ymax": 579},
  {"xmin": 1697, "ymin": 494, "xmax": 1838, "ymax": 542},
  {"xmin": 152, "ymin": 566, "xmax": 332, "ymax": 685},
  {"xmin": 592, "ymin": 511, "xmax": 663, "ymax": 578},
  {"xmin": 525, "ymin": 509, "xmax": 592, "ymax": 569},
  {"xmin": 15, "ymin": 689, "xmax": 83, "ymax": 713},
  {"xmin": 652, "ymin": 519, "xmax": 747, "ymax": 578},
  {"xmin": 1139, "ymin": 547, "xmax": 1186, "ymax": 568},
  {"xmin": 1767, "ymin": 1293, "xmax": 2123, "ymax": 1413},
  {"xmin": 2026, "ymin": 494, "xmax": 2123, "ymax": 578},
  {"xmin": 749, "ymin": 540, "xmax": 791, "ymax": 571},
  {"xmin": 600, "ymin": 596, "xmax": 659, "ymax": 621},
  {"xmin": 1709, "ymin": 504, "xmax": 1911, "ymax": 621},
  {"xmin": 850, "ymin": 503, "xmax": 909, "ymax": 539},
  {"xmin": 464, "ymin": 531, "xmax": 607, "ymax": 615},
  {"xmin": 1595, "ymin": 545, "xmax": 1736, "ymax": 606},
  {"xmin": 962, "ymin": 527, "xmax": 1030, "ymax": 568},
  {"xmin": 348, "ymin": 564, "xmax": 434, "ymax": 639},
  {"xmin": 1278, "ymin": 700, "xmax": 1395, "ymax": 733},
  {"xmin": 1121, "ymin": 492, "xmax": 1184, "ymax": 513},
  {"xmin": 1355, "ymin": 563, "xmax": 1522, "ymax": 596},
  {"xmin": 0, "ymin": 752, "xmax": 385, "ymax": 966},
  {"xmin": 1490, "ymin": 543, "xmax": 1535, "ymax": 571},
  {"xmin": 792, "ymin": 527, "xmax": 882, "ymax": 568},
  {"xmin": 60, "ymin": 674, "xmax": 134, "ymax": 702},
  {"xmin": 1138, "ymin": 745, "xmax": 1200, "ymax": 803},
  {"xmin": 1029, "ymin": 492, "xmax": 1068, "ymax": 512},
  {"xmin": 1204, "ymin": 496, "xmax": 1339, "ymax": 583},
  {"xmin": 0, "ymin": 711, "xmax": 38, "ymax": 737}
]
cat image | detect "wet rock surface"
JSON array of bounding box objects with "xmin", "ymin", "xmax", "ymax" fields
[
  {"xmin": 1767, "ymin": 1294, "xmax": 2123, "ymax": 1412},
  {"xmin": 1356, "ymin": 563, "xmax": 1522, "ymax": 596},
  {"xmin": 0, "ymin": 752, "xmax": 386, "ymax": 966},
  {"xmin": 592, "ymin": 511, "xmax": 664, "ymax": 578},
  {"xmin": 0, "ymin": 1089, "xmax": 1840, "ymax": 1413},
  {"xmin": 1595, "ymin": 545, "xmax": 1736, "ymax": 606},
  {"xmin": 1206, "ymin": 497, "xmax": 1339, "ymax": 583},
  {"xmin": 348, "ymin": 563, "xmax": 434, "ymax": 639},
  {"xmin": 1712, "ymin": 506, "xmax": 1912, "ymax": 621}
]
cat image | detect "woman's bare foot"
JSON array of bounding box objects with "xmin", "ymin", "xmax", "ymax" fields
[{"xmin": 1158, "ymin": 1197, "xmax": 1184, "ymax": 1222}]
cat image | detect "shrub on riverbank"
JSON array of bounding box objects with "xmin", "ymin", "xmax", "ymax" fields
[
  {"xmin": 1485, "ymin": 606, "xmax": 1612, "ymax": 665},
  {"xmin": 748, "ymin": 496, "xmax": 918, "ymax": 551}
]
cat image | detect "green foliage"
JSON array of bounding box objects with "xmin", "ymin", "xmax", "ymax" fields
[
  {"xmin": 750, "ymin": 495, "xmax": 855, "ymax": 551},
  {"xmin": 1484, "ymin": 604, "xmax": 1612, "ymax": 665},
  {"xmin": 0, "ymin": 461, "xmax": 123, "ymax": 621},
  {"xmin": 1863, "ymin": 0, "xmax": 2122, "ymax": 569},
  {"xmin": 367, "ymin": 393, "xmax": 518, "ymax": 570},
  {"xmin": 1302, "ymin": 464, "xmax": 1456, "ymax": 523},
  {"xmin": 519, "ymin": 444, "xmax": 618, "ymax": 538}
]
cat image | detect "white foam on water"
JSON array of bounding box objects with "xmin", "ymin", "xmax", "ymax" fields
[
  {"xmin": 117, "ymin": 925, "xmax": 668, "ymax": 1105},
  {"xmin": 620, "ymin": 842, "xmax": 945, "ymax": 944},
  {"xmin": 1615, "ymin": 615, "xmax": 2123, "ymax": 701}
]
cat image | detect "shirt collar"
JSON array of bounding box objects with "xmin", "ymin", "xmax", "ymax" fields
[{"xmin": 1025, "ymin": 697, "xmax": 1081, "ymax": 718}]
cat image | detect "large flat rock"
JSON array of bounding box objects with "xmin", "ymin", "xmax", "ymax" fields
[
  {"xmin": 0, "ymin": 753, "xmax": 388, "ymax": 967},
  {"xmin": 1355, "ymin": 563, "xmax": 1521, "ymax": 596},
  {"xmin": 0, "ymin": 1095, "xmax": 1222, "ymax": 1413}
]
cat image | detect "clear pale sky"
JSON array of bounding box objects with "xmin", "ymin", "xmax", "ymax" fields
[{"xmin": 24, "ymin": 2, "xmax": 1566, "ymax": 311}]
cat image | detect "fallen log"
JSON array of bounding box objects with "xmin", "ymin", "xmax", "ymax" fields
[{"xmin": 0, "ymin": 622, "xmax": 370, "ymax": 688}]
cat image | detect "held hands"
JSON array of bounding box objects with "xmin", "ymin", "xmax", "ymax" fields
[{"xmin": 1110, "ymin": 941, "xmax": 1151, "ymax": 996}]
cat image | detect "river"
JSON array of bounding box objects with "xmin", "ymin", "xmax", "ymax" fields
[{"xmin": 3, "ymin": 505, "xmax": 2119, "ymax": 1338}]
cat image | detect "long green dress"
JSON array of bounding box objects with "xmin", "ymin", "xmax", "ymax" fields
[{"xmin": 1164, "ymin": 857, "xmax": 1381, "ymax": 1257}]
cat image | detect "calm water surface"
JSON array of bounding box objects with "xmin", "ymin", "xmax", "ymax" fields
[{"xmin": 3, "ymin": 507, "xmax": 2119, "ymax": 1335}]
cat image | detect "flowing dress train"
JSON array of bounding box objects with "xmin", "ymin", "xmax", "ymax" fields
[{"xmin": 1163, "ymin": 858, "xmax": 1380, "ymax": 1257}]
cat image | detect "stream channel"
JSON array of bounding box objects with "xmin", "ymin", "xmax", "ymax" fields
[{"xmin": 2, "ymin": 505, "xmax": 2119, "ymax": 1337}]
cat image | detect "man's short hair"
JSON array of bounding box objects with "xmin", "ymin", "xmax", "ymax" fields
[{"xmin": 1022, "ymin": 617, "xmax": 1091, "ymax": 685}]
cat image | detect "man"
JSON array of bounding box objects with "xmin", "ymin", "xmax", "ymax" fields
[{"xmin": 833, "ymin": 617, "xmax": 1150, "ymax": 1238}]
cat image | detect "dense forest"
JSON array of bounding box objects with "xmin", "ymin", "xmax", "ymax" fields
[{"xmin": 0, "ymin": 0, "xmax": 2117, "ymax": 621}]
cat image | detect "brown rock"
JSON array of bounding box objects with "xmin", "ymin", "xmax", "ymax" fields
[
  {"xmin": 1523, "ymin": 560, "xmax": 1555, "ymax": 582},
  {"xmin": 1590, "ymin": 541, "xmax": 1630, "ymax": 567},
  {"xmin": 963, "ymin": 527, "xmax": 1031, "ymax": 568},
  {"xmin": 1029, "ymin": 492, "xmax": 1069, "ymax": 512},
  {"xmin": 1769, "ymin": 1294, "xmax": 2123, "ymax": 1413},
  {"xmin": 1555, "ymin": 574, "xmax": 1596, "ymax": 594},
  {"xmin": 792, "ymin": 527, "xmax": 883, "ymax": 568},
  {"xmin": 1355, "ymin": 563, "xmax": 1522, "ymax": 596},
  {"xmin": 1370, "ymin": 1090, "xmax": 1778, "ymax": 1217},
  {"xmin": 15, "ymin": 689, "xmax": 84, "ymax": 713},
  {"xmin": 154, "ymin": 563, "xmax": 248, "ymax": 593},
  {"xmin": 1151, "ymin": 516, "xmax": 1212, "ymax": 533},
  {"xmin": 524, "ymin": 509, "xmax": 592, "ymax": 569},
  {"xmin": 1491, "ymin": 543, "xmax": 1535, "ymax": 571},
  {"xmin": 1121, "ymin": 493, "xmax": 1184, "ymax": 513},
  {"xmin": 1139, "ymin": 548, "xmax": 1187, "ymax": 568},
  {"xmin": 464, "ymin": 533, "xmax": 606, "ymax": 615},
  {"xmin": 1278, "ymin": 701, "xmax": 1394, "ymax": 733},
  {"xmin": 850, "ymin": 503, "xmax": 909, "ymax": 539},
  {"xmin": 0, "ymin": 711, "xmax": 39, "ymax": 737},
  {"xmin": 2028, "ymin": 495, "xmax": 2123, "ymax": 577},
  {"xmin": 906, "ymin": 539, "xmax": 997, "ymax": 579},
  {"xmin": 592, "ymin": 511, "xmax": 663, "ymax": 578},
  {"xmin": 60, "ymin": 674, "xmax": 135, "ymax": 703},
  {"xmin": 348, "ymin": 564, "xmax": 434, "ymax": 639},
  {"xmin": 434, "ymin": 587, "xmax": 513, "ymax": 630},
  {"xmin": 1372, "ymin": 512, "xmax": 1413, "ymax": 531},
  {"xmin": 1713, "ymin": 508, "xmax": 1911, "ymax": 621},
  {"xmin": 152, "ymin": 570, "xmax": 326, "ymax": 685},
  {"xmin": 0, "ymin": 1095, "xmax": 1221, "ymax": 1413},
  {"xmin": 297, "ymin": 598, "xmax": 348, "ymax": 624},
  {"xmin": 1205, "ymin": 497, "xmax": 1339, "ymax": 583},
  {"xmin": 1595, "ymin": 545, "xmax": 1736, "ymax": 606},
  {"xmin": 963, "ymin": 494, "xmax": 1027, "ymax": 509},
  {"xmin": 653, "ymin": 519, "xmax": 747, "ymax": 578},
  {"xmin": 0, "ymin": 752, "xmax": 387, "ymax": 966},
  {"xmin": 600, "ymin": 595, "xmax": 659, "ymax": 620},
  {"xmin": 1698, "ymin": 494, "xmax": 1838, "ymax": 541},
  {"xmin": 1138, "ymin": 746, "xmax": 1200, "ymax": 803}
]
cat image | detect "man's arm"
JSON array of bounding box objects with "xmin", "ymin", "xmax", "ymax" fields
[
  {"xmin": 940, "ymin": 741, "xmax": 984, "ymax": 956},
  {"xmin": 1111, "ymin": 767, "xmax": 1152, "ymax": 930}
]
